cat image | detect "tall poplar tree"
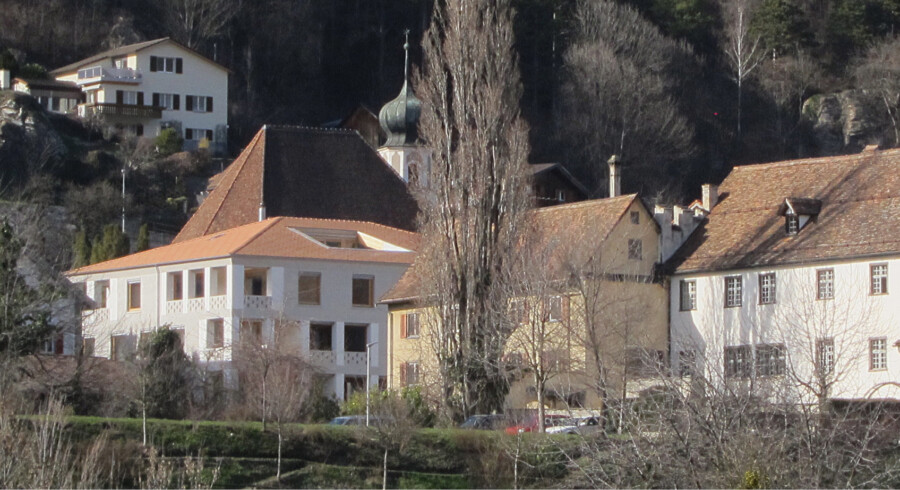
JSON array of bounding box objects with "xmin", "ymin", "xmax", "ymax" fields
[{"xmin": 416, "ymin": 0, "xmax": 533, "ymax": 419}]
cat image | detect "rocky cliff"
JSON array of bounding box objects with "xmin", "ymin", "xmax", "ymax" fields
[{"xmin": 802, "ymin": 90, "xmax": 896, "ymax": 155}]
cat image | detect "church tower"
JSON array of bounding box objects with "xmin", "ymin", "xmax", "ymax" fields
[{"xmin": 378, "ymin": 31, "xmax": 430, "ymax": 187}]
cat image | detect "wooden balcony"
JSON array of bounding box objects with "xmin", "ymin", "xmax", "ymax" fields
[{"xmin": 78, "ymin": 103, "xmax": 162, "ymax": 119}]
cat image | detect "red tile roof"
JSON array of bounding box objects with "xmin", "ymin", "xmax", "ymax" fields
[
  {"xmin": 69, "ymin": 217, "xmax": 419, "ymax": 275},
  {"xmin": 670, "ymin": 147, "xmax": 900, "ymax": 273},
  {"xmin": 380, "ymin": 195, "xmax": 640, "ymax": 303},
  {"xmin": 174, "ymin": 125, "xmax": 419, "ymax": 242}
]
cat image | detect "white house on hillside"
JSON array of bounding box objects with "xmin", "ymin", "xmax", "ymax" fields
[
  {"xmin": 67, "ymin": 217, "xmax": 418, "ymax": 400},
  {"xmin": 51, "ymin": 38, "xmax": 228, "ymax": 154},
  {"xmin": 669, "ymin": 146, "xmax": 900, "ymax": 403}
]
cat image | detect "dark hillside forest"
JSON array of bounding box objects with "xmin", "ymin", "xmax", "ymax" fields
[{"xmin": 3, "ymin": 0, "xmax": 900, "ymax": 199}]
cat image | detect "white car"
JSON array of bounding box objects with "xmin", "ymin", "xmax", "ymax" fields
[{"xmin": 545, "ymin": 416, "xmax": 603, "ymax": 435}]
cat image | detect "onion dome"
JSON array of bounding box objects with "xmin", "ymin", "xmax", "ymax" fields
[{"xmin": 379, "ymin": 32, "xmax": 421, "ymax": 147}]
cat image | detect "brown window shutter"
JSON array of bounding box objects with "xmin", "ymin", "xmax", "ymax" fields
[
  {"xmin": 400, "ymin": 314, "xmax": 408, "ymax": 339},
  {"xmin": 176, "ymin": 58, "xmax": 183, "ymax": 73},
  {"xmin": 173, "ymin": 94, "xmax": 180, "ymax": 110},
  {"xmin": 152, "ymin": 93, "xmax": 159, "ymax": 106},
  {"xmin": 562, "ymin": 295, "xmax": 570, "ymax": 322},
  {"xmin": 206, "ymin": 129, "xmax": 213, "ymax": 140},
  {"xmin": 55, "ymin": 336, "xmax": 64, "ymax": 355},
  {"xmin": 400, "ymin": 362, "xmax": 407, "ymax": 386},
  {"xmin": 150, "ymin": 56, "xmax": 158, "ymax": 72},
  {"xmin": 207, "ymin": 97, "xmax": 213, "ymax": 112},
  {"xmin": 116, "ymin": 90, "xmax": 124, "ymax": 105},
  {"xmin": 185, "ymin": 128, "xmax": 193, "ymax": 140},
  {"xmin": 186, "ymin": 95, "xmax": 194, "ymax": 111},
  {"xmin": 137, "ymin": 92, "xmax": 144, "ymax": 106}
]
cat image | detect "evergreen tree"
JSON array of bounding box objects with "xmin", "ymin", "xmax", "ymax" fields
[
  {"xmin": 750, "ymin": 0, "xmax": 813, "ymax": 56},
  {"xmin": 137, "ymin": 327, "xmax": 192, "ymax": 419},
  {"xmin": 72, "ymin": 230, "xmax": 91, "ymax": 269},
  {"xmin": 136, "ymin": 224, "xmax": 150, "ymax": 252},
  {"xmin": 0, "ymin": 220, "xmax": 54, "ymax": 356},
  {"xmin": 89, "ymin": 225, "xmax": 130, "ymax": 264}
]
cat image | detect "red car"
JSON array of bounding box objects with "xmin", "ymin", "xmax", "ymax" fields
[{"xmin": 505, "ymin": 414, "xmax": 569, "ymax": 434}]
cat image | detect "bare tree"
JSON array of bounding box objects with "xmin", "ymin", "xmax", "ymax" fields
[
  {"xmin": 415, "ymin": 0, "xmax": 533, "ymax": 420},
  {"xmin": 855, "ymin": 36, "xmax": 900, "ymax": 147},
  {"xmin": 759, "ymin": 48, "xmax": 823, "ymax": 155},
  {"xmin": 161, "ymin": 0, "xmax": 240, "ymax": 49},
  {"xmin": 722, "ymin": 0, "xmax": 765, "ymax": 139},
  {"xmin": 558, "ymin": 0, "xmax": 696, "ymax": 195}
]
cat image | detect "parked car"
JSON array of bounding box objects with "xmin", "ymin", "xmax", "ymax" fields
[
  {"xmin": 545, "ymin": 416, "xmax": 603, "ymax": 435},
  {"xmin": 505, "ymin": 414, "xmax": 569, "ymax": 434},
  {"xmin": 328, "ymin": 415, "xmax": 395, "ymax": 426},
  {"xmin": 460, "ymin": 414, "xmax": 508, "ymax": 430}
]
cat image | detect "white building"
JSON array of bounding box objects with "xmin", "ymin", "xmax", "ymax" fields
[
  {"xmin": 67, "ymin": 217, "xmax": 418, "ymax": 400},
  {"xmin": 50, "ymin": 38, "xmax": 228, "ymax": 154},
  {"xmin": 669, "ymin": 146, "xmax": 900, "ymax": 402}
]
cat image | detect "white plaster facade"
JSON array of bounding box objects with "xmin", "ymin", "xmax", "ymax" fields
[
  {"xmin": 69, "ymin": 243, "xmax": 412, "ymax": 401},
  {"xmin": 671, "ymin": 256, "xmax": 900, "ymax": 402},
  {"xmin": 52, "ymin": 38, "xmax": 228, "ymax": 153}
]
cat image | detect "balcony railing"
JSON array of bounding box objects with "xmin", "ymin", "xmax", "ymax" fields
[
  {"xmin": 309, "ymin": 350, "xmax": 335, "ymax": 366},
  {"xmin": 82, "ymin": 308, "xmax": 109, "ymax": 326},
  {"xmin": 77, "ymin": 66, "xmax": 142, "ymax": 83},
  {"xmin": 187, "ymin": 298, "xmax": 205, "ymax": 311},
  {"xmin": 209, "ymin": 295, "xmax": 227, "ymax": 309},
  {"xmin": 344, "ymin": 351, "xmax": 367, "ymax": 366},
  {"xmin": 245, "ymin": 295, "xmax": 271, "ymax": 309},
  {"xmin": 78, "ymin": 103, "xmax": 162, "ymax": 119},
  {"xmin": 165, "ymin": 300, "xmax": 183, "ymax": 314}
]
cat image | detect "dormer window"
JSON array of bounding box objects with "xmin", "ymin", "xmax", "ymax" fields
[
  {"xmin": 778, "ymin": 197, "xmax": 822, "ymax": 236},
  {"xmin": 786, "ymin": 214, "xmax": 799, "ymax": 235}
]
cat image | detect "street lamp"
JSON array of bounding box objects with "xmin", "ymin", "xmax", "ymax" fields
[{"xmin": 366, "ymin": 340, "xmax": 378, "ymax": 427}]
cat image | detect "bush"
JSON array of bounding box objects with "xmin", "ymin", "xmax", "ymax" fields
[{"xmin": 155, "ymin": 128, "xmax": 183, "ymax": 157}]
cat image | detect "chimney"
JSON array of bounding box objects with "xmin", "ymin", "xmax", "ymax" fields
[
  {"xmin": 701, "ymin": 183, "xmax": 718, "ymax": 211},
  {"xmin": 608, "ymin": 155, "xmax": 622, "ymax": 198},
  {"xmin": 258, "ymin": 202, "xmax": 266, "ymax": 221},
  {"xmin": 0, "ymin": 69, "xmax": 9, "ymax": 90}
]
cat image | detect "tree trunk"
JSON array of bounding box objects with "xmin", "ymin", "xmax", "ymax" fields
[
  {"xmin": 383, "ymin": 448, "xmax": 388, "ymax": 490},
  {"xmin": 536, "ymin": 374, "xmax": 546, "ymax": 433}
]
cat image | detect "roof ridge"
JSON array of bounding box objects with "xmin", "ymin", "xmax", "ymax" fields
[
  {"xmin": 280, "ymin": 215, "xmax": 420, "ymax": 238},
  {"xmin": 531, "ymin": 194, "xmax": 636, "ymax": 214},
  {"xmin": 264, "ymin": 124, "xmax": 359, "ymax": 135},
  {"xmin": 732, "ymin": 147, "xmax": 900, "ymax": 172},
  {"xmin": 712, "ymin": 194, "xmax": 900, "ymax": 215},
  {"xmin": 199, "ymin": 128, "xmax": 266, "ymax": 237}
]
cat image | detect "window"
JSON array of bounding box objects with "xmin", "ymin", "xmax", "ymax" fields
[
  {"xmin": 628, "ymin": 239, "xmax": 642, "ymax": 260},
  {"xmin": 41, "ymin": 335, "xmax": 63, "ymax": 355},
  {"xmin": 127, "ymin": 281, "xmax": 141, "ymax": 310},
  {"xmin": 298, "ymin": 272, "xmax": 321, "ymax": 305},
  {"xmin": 871, "ymin": 264, "xmax": 888, "ymax": 295},
  {"xmin": 547, "ymin": 295, "xmax": 564, "ymax": 322},
  {"xmin": 241, "ymin": 320, "xmax": 263, "ymax": 345},
  {"xmin": 185, "ymin": 128, "xmax": 214, "ymax": 141},
  {"xmin": 344, "ymin": 324, "xmax": 368, "ymax": 352},
  {"xmin": 870, "ymin": 337, "xmax": 887, "ymax": 371},
  {"xmin": 401, "ymin": 313, "xmax": 420, "ymax": 338},
  {"xmin": 186, "ymin": 95, "xmax": 213, "ymax": 112},
  {"xmin": 816, "ymin": 338, "xmax": 834, "ymax": 375},
  {"xmin": 630, "ymin": 211, "xmax": 640, "ymax": 224},
  {"xmin": 759, "ymin": 273, "xmax": 776, "ymax": 304},
  {"xmin": 190, "ymin": 269, "xmax": 204, "ymax": 298},
  {"xmin": 117, "ymin": 90, "xmax": 140, "ymax": 105},
  {"xmin": 725, "ymin": 345, "xmax": 751, "ymax": 378},
  {"xmin": 626, "ymin": 348, "xmax": 666, "ymax": 378},
  {"xmin": 786, "ymin": 214, "xmax": 799, "ymax": 235},
  {"xmin": 679, "ymin": 350, "xmax": 698, "ymax": 377},
  {"xmin": 111, "ymin": 334, "xmax": 135, "ymax": 361},
  {"xmin": 725, "ymin": 276, "xmax": 742, "ymax": 307},
  {"xmin": 168, "ymin": 272, "xmax": 183, "ymax": 301},
  {"xmin": 94, "ymin": 280, "xmax": 109, "ymax": 308},
  {"xmin": 352, "ymin": 276, "xmax": 374, "ymax": 306},
  {"xmin": 149, "ymin": 56, "xmax": 182, "ymax": 73},
  {"xmin": 152, "ymin": 93, "xmax": 180, "ymax": 110},
  {"xmin": 680, "ymin": 280, "xmax": 696, "ymax": 311},
  {"xmin": 817, "ymin": 269, "xmax": 834, "ymax": 300},
  {"xmin": 171, "ymin": 327, "xmax": 185, "ymax": 350},
  {"xmin": 756, "ymin": 344, "xmax": 786, "ymax": 376},
  {"xmin": 207, "ymin": 319, "xmax": 225, "ymax": 348},
  {"xmin": 401, "ymin": 361, "xmax": 420, "ymax": 386},
  {"xmin": 82, "ymin": 337, "xmax": 95, "ymax": 357},
  {"xmin": 245, "ymin": 269, "xmax": 267, "ymax": 296},
  {"xmin": 309, "ymin": 323, "xmax": 333, "ymax": 351}
]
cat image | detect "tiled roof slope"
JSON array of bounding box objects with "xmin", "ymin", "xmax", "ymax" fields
[
  {"xmin": 381, "ymin": 195, "xmax": 638, "ymax": 303},
  {"xmin": 174, "ymin": 125, "xmax": 419, "ymax": 242},
  {"xmin": 69, "ymin": 217, "xmax": 419, "ymax": 275},
  {"xmin": 670, "ymin": 147, "xmax": 900, "ymax": 274}
]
